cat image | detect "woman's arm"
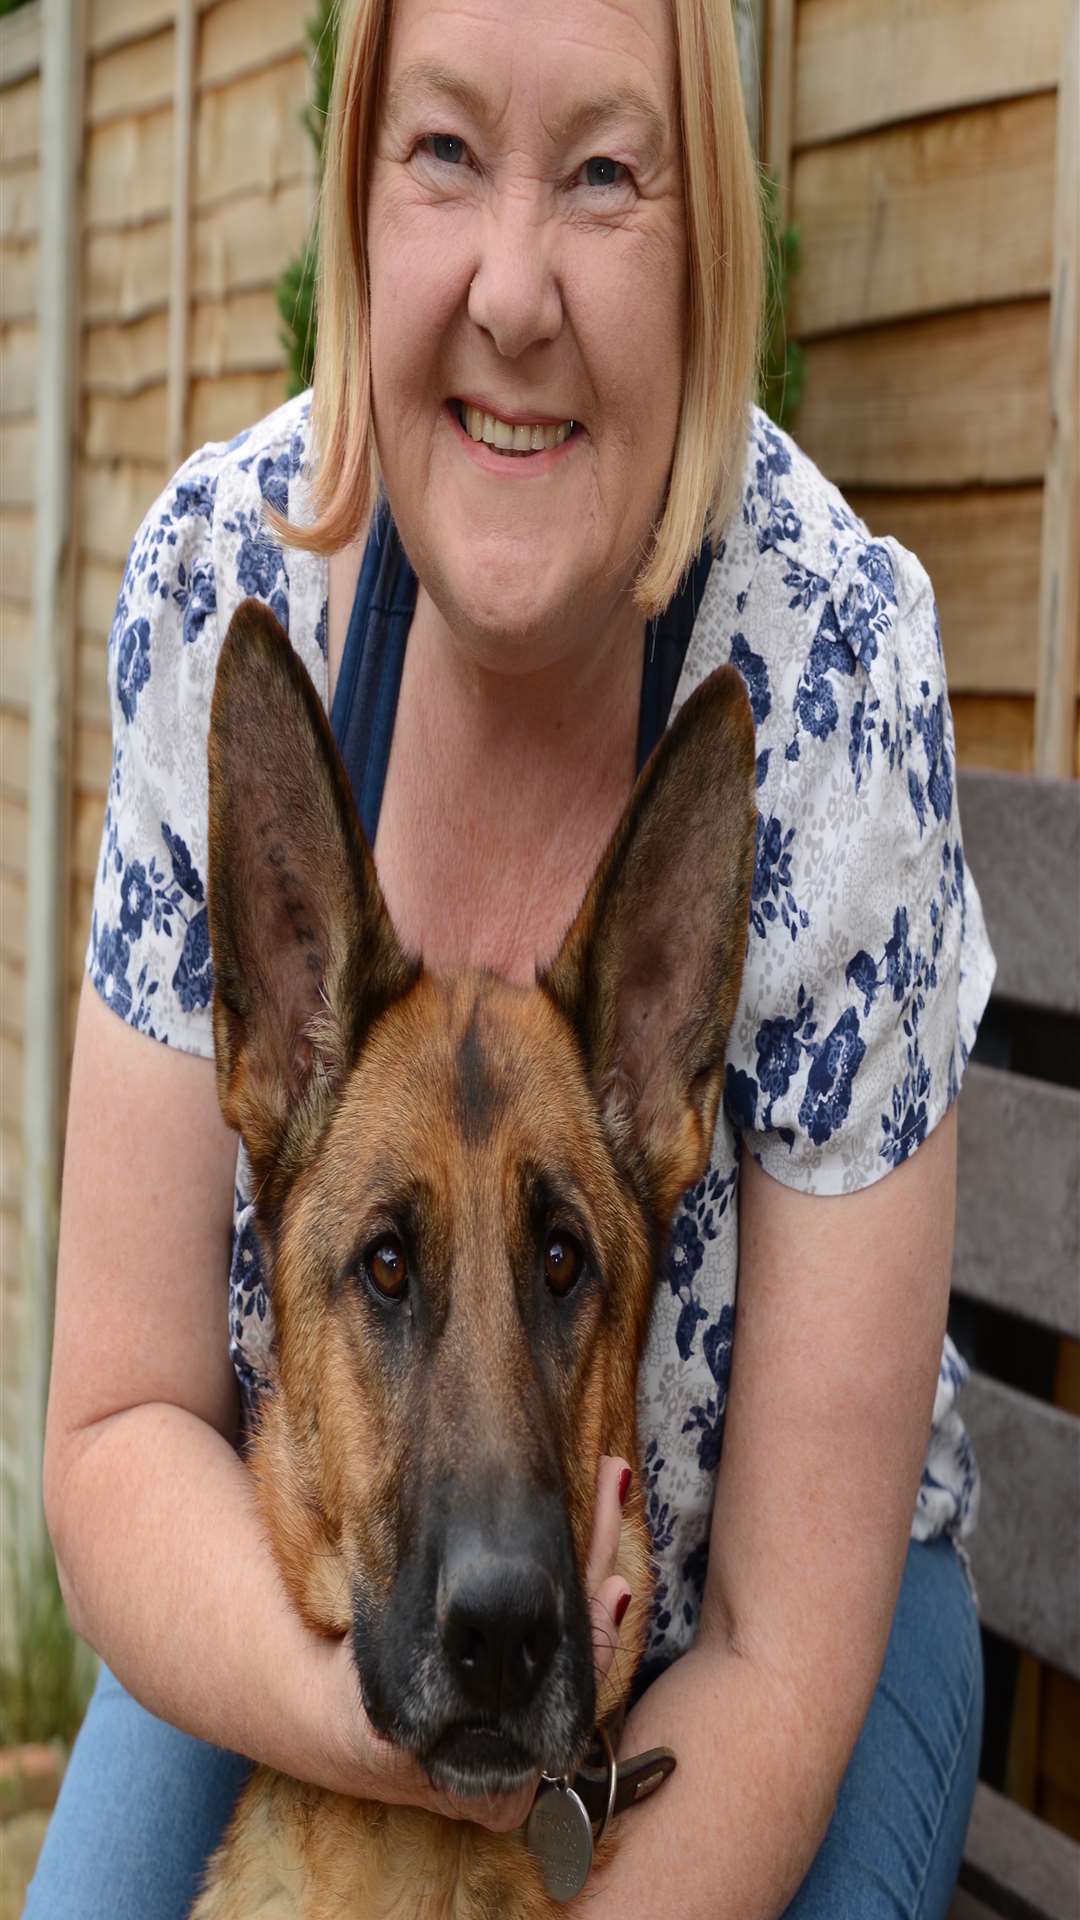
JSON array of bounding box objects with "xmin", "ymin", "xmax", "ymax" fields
[{"xmin": 576, "ymin": 1107, "xmax": 957, "ymax": 1920}]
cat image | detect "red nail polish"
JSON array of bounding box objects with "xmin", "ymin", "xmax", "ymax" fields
[
  {"xmin": 614, "ymin": 1591, "xmax": 631, "ymax": 1628},
  {"xmin": 618, "ymin": 1467, "xmax": 632, "ymax": 1507}
]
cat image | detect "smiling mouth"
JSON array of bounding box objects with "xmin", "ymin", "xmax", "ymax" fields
[{"xmin": 451, "ymin": 400, "xmax": 581, "ymax": 456}]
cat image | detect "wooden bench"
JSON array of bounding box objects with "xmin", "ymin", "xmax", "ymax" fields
[{"xmin": 946, "ymin": 770, "xmax": 1080, "ymax": 1920}]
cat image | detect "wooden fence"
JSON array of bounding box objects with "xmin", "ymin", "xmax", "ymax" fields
[
  {"xmin": 768, "ymin": 0, "xmax": 1079, "ymax": 778},
  {"xmin": 1, "ymin": 0, "xmax": 316, "ymax": 1574}
]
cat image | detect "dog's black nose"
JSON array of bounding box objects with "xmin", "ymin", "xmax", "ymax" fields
[{"xmin": 440, "ymin": 1549, "xmax": 562, "ymax": 1714}]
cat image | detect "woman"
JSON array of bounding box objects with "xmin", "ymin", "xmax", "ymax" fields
[{"xmin": 31, "ymin": 0, "xmax": 993, "ymax": 1915}]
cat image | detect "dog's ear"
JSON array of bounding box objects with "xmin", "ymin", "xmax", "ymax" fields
[
  {"xmin": 541, "ymin": 666, "xmax": 756, "ymax": 1221},
  {"xmin": 207, "ymin": 599, "xmax": 417, "ymax": 1209}
]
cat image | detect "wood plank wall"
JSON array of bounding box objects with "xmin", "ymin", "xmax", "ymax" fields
[
  {"xmin": 0, "ymin": 0, "xmax": 315, "ymax": 1545},
  {"xmin": 0, "ymin": 2, "xmax": 41, "ymax": 1515},
  {"xmin": 773, "ymin": 0, "xmax": 1078, "ymax": 775},
  {"xmin": 71, "ymin": 0, "xmax": 315, "ymax": 1057}
]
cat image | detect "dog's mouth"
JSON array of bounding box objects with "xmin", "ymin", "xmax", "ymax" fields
[{"xmin": 424, "ymin": 1720, "xmax": 537, "ymax": 1797}]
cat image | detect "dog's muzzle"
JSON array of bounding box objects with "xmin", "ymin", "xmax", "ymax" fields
[{"xmin": 353, "ymin": 1493, "xmax": 595, "ymax": 1795}]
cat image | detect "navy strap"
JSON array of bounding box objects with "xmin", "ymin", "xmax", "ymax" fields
[{"xmin": 331, "ymin": 507, "xmax": 714, "ymax": 835}]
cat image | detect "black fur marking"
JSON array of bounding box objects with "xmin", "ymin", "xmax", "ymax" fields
[{"xmin": 454, "ymin": 999, "xmax": 502, "ymax": 1146}]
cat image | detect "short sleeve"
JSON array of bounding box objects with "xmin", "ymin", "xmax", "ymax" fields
[
  {"xmin": 85, "ymin": 450, "xmax": 226, "ymax": 1057},
  {"xmin": 723, "ymin": 536, "xmax": 996, "ymax": 1195}
]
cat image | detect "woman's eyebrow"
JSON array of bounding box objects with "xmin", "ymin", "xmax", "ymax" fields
[{"xmin": 384, "ymin": 59, "xmax": 668, "ymax": 164}]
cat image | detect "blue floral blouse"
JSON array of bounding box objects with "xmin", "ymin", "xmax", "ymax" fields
[{"xmin": 87, "ymin": 392, "xmax": 995, "ymax": 1670}]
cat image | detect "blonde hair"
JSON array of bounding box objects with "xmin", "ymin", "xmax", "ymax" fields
[{"xmin": 281, "ymin": 0, "xmax": 763, "ymax": 618}]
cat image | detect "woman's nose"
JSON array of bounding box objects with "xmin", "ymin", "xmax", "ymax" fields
[{"xmin": 467, "ymin": 198, "xmax": 562, "ymax": 358}]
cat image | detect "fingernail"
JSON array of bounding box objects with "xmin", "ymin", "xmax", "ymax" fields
[
  {"xmin": 614, "ymin": 1590, "xmax": 631, "ymax": 1628},
  {"xmin": 618, "ymin": 1467, "xmax": 632, "ymax": 1507}
]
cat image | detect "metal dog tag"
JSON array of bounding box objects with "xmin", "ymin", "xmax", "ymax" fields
[{"xmin": 525, "ymin": 1776, "xmax": 594, "ymax": 1903}]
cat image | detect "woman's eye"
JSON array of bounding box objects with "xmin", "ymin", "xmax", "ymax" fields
[
  {"xmin": 543, "ymin": 1230, "xmax": 585, "ymax": 1297},
  {"xmin": 365, "ymin": 1234, "xmax": 408, "ymax": 1301},
  {"xmin": 419, "ymin": 133, "xmax": 468, "ymax": 167},
  {"xmin": 581, "ymin": 155, "xmax": 628, "ymax": 190}
]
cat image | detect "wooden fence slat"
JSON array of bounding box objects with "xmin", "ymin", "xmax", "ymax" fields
[
  {"xmin": 194, "ymin": 179, "xmax": 311, "ymax": 299},
  {"xmin": 187, "ymin": 369, "xmax": 289, "ymax": 448},
  {"xmin": 797, "ymin": 301, "xmax": 1050, "ymax": 489},
  {"xmin": 790, "ymin": 94, "xmax": 1056, "ymax": 338},
  {"xmin": 0, "ymin": 419, "xmax": 34, "ymax": 508},
  {"xmin": 0, "ymin": 1207, "xmax": 21, "ymax": 1289},
  {"xmin": 957, "ymin": 768, "xmax": 1080, "ymax": 1012},
  {"xmin": 85, "ymin": 105, "xmax": 173, "ymax": 231},
  {"xmin": 84, "ymin": 384, "xmax": 168, "ymax": 464},
  {"xmin": 0, "ymin": 509, "xmax": 34, "ymax": 604},
  {"xmin": 0, "ymin": 75, "xmax": 39, "ymax": 168},
  {"xmin": 76, "ymin": 631, "xmax": 112, "ymax": 734},
  {"xmin": 794, "ymin": 0, "xmax": 1065, "ymax": 149},
  {"xmin": 0, "ymin": 319, "xmax": 38, "ymax": 418},
  {"xmin": 0, "ymin": 1127, "xmax": 22, "ymax": 1214},
  {"xmin": 72, "ymin": 789, "xmax": 106, "ymax": 884},
  {"xmin": 87, "ymin": 0, "xmax": 173, "ymax": 56},
  {"xmin": 69, "ymin": 877, "xmax": 94, "ymax": 986},
  {"xmin": 198, "ymin": 0, "xmax": 304, "ymax": 92},
  {"xmin": 1, "ymin": 601, "xmax": 32, "ymax": 708},
  {"xmin": 0, "ymin": 873, "xmax": 24, "ymax": 965},
  {"xmin": 83, "ymin": 183, "xmax": 311, "ymax": 323},
  {"xmin": 83, "ymin": 215, "xmax": 169, "ymax": 323},
  {"xmin": 960, "ymin": 1779, "xmax": 1080, "ymax": 1920},
  {"xmin": 963, "ymin": 1372, "xmax": 1080, "ymax": 1682},
  {"xmin": 191, "ymin": 290, "xmax": 284, "ymax": 378},
  {"xmin": 78, "ymin": 554, "xmax": 123, "ymax": 640},
  {"xmin": 83, "ymin": 310, "xmax": 169, "ymax": 394},
  {"xmin": 0, "ymin": 795, "xmax": 27, "ymax": 879},
  {"xmin": 0, "ymin": 956, "xmax": 24, "ymax": 1039},
  {"xmin": 0, "ymin": 709, "xmax": 29, "ymax": 794},
  {"xmin": 1035, "ymin": 0, "xmax": 1080, "ymax": 777},
  {"xmin": 848, "ymin": 488, "xmax": 1043, "ymax": 696},
  {"xmin": 0, "ymin": 0, "xmax": 41, "ymax": 89},
  {"xmin": 952, "ymin": 694, "xmax": 1036, "ymax": 773},
  {"xmin": 74, "ymin": 720, "xmax": 112, "ymax": 794},
  {"xmin": 0, "ymin": 163, "xmax": 39, "ymax": 242},
  {"xmin": 0, "ymin": 1034, "xmax": 21, "ymax": 1127},
  {"xmin": 78, "ymin": 457, "xmax": 167, "ymax": 565},
  {"xmin": 0, "ymin": 236, "xmax": 37, "ymax": 322},
  {"xmin": 955, "ymin": 1064, "xmax": 1080, "ymax": 1338},
  {"xmin": 193, "ymin": 55, "xmax": 312, "ymax": 211},
  {"xmin": 86, "ymin": 24, "xmax": 172, "ymax": 126},
  {"xmin": 84, "ymin": 291, "xmax": 286, "ymax": 396}
]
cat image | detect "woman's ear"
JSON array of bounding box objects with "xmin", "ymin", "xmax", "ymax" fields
[
  {"xmin": 207, "ymin": 599, "xmax": 417, "ymax": 1215},
  {"xmin": 541, "ymin": 666, "xmax": 757, "ymax": 1221}
]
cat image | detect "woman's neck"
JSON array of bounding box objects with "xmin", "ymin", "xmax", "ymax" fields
[{"xmin": 406, "ymin": 582, "xmax": 645, "ymax": 786}]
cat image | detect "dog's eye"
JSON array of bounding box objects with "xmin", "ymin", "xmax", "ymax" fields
[
  {"xmin": 543, "ymin": 1230, "xmax": 584, "ymax": 1297},
  {"xmin": 365, "ymin": 1235, "xmax": 408, "ymax": 1301}
]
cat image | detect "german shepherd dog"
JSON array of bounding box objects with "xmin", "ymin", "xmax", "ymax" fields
[{"xmin": 193, "ymin": 600, "xmax": 755, "ymax": 1918}]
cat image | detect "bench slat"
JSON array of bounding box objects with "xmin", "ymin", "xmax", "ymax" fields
[
  {"xmin": 957, "ymin": 771, "xmax": 1080, "ymax": 1016},
  {"xmin": 949, "ymin": 1891, "xmax": 1006, "ymax": 1920},
  {"xmin": 961, "ymin": 1374, "xmax": 1080, "ymax": 1682},
  {"xmin": 959, "ymin": 1781, "xmax": 1080, "ymax": 1920},
  {"xmin": 955, "ymin": 1064, "xmax": 1080, "ymax": 1339}
]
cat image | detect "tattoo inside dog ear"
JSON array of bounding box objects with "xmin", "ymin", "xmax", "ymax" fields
[
  {"xmin": 207, "ymin": 599, "xmax": 417, "ymax": 1210},
  {"xmin": 540, "ymin": 666, "xmax": 757, "ymax": 1220}
]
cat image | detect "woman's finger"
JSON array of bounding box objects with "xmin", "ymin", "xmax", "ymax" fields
[{"xmin": 585, "ymin": 1454, "xmax": 631, "ymax": 1594}]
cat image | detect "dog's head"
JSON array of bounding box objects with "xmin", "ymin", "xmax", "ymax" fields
[{"xmin": 207, "ymin": 599, "xmax": 755, "ymax": 1795}]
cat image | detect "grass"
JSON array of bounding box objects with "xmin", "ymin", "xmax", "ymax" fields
[{"xmin": 0, "ymin": 1548, "xmax": 95, "ymax": 1749}]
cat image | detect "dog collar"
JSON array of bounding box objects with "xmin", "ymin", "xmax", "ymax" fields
[{"xmin": 525, "ymin": 1723, "xmax": 677, "ymax": 1903}]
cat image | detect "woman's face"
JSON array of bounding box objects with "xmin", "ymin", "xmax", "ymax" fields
[{"xmin": 366, "ymin": 0, "xmax": 687, "ymax": 669}]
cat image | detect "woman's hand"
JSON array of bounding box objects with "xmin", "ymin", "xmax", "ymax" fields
[{"xmin": 329, "ymin": 1454, "xmax": 633, "ymax": 1833}]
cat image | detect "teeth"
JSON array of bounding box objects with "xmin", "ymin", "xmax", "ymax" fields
[{"xmin": 461, "ymin": 404, "xmax": 574, "ymax": 453}]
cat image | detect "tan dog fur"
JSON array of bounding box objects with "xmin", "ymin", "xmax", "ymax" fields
[{"xmin": 192, "ymin": 600, "xmax": 756, "ymax": 1918}]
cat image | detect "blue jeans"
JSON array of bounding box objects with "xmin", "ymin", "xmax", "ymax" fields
[{"xmin": 27, "ymin": 1535, "xmax": 981, "ymax": 1918}]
